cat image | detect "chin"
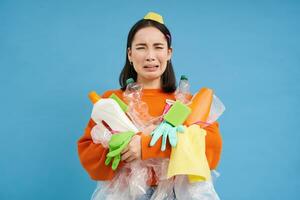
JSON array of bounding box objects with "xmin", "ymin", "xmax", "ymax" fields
[{"xmin": 142, "ymin": 73, "xmax": 162, "ymax": 81}]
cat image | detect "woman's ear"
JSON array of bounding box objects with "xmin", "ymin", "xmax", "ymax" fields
[
  {"xmin": 167, "ymin": 47, "xmax": 173, "ymax": 60},
  {"xmin": 127, "ymin": 47, "xmax": 132, "ymax": 62}
]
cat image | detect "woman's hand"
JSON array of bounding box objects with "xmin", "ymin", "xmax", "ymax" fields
[{"xmin": 121, "ymin": 135, "xmax": 141, "ymax": 163}]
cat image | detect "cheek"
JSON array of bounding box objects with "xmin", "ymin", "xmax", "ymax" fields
[
  {"xmin": 133, "ymin": 65, "xmax": 141, "ymax": 73},
  {"xmin": 158, "ymin": 53, "xmax": 169, "ymax": 64},
  {"xmin": 131, "ymin": 51, "xmax": 145, "ymax": 61},
  {"xmin": 159, "ymin": 50, "xmax": 170, "ymax": 59}
]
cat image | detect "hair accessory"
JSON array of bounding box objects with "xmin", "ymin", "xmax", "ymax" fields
[{"xmin": 144, "ymin": 12, "xmax": 164, "ymax": 24}]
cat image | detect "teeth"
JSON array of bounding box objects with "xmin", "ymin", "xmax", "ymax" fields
[{"xmin": 144, "ymin": 66, "xmax": 158, "ymax": 68}]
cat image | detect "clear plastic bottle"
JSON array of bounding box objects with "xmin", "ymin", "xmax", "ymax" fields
[
  {"xmin": 123, "ymin": 78, "xmax": 157, "ymax": 133},
  {"xmin": 175, "ymin": 75, "xmax": 191, "ymax": 104},
  {"xmin": 123, "ymin": 78, "xmax": 143, "ymax": 102}
]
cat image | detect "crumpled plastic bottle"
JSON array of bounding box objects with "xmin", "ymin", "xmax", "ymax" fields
[
  {"xmin": 123, "ymin": 78, "xmax": 158, "ymax": 134},
  {"xmin": 175, "ymin": 75, "xmax": 191, "ymax": 104}
]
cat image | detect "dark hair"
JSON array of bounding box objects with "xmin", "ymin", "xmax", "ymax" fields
[{"xmin": 119, "ymin": 19, "xmax": 176, "ymax": 93}]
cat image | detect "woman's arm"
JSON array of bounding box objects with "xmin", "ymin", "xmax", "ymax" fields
[
  {"xmin": 140, "ymin": 133, "xmax": 172, "ymax": 160},
  {"xmin": 77, "ymin": 119, "xmax": 117, "ymax": 180},
  {"xmin": 77, "ymin": 90, "xmax": 123, "ymax": 180}
]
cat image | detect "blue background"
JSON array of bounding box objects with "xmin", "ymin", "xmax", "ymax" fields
[{"xmin": 1, "ymin": 0, "xmax": 299, "ymax": 199}]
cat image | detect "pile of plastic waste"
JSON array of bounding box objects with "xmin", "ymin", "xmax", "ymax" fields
[{"xmin": 89, "ymin": 75, "xmax": 225, "ymax": 200}]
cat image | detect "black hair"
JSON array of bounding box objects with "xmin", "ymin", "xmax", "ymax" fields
[{"xmin": 119, "ymin": 19, "xmax": 176, "ymax": 93}]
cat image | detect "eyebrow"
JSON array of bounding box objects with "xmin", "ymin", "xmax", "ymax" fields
[{"xmin": 135, "ymin": 43, "xmax": 165, "ymax": 46}]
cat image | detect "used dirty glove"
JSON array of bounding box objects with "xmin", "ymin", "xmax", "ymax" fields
[
  {"xmin": 150, "ymin": 101, "xmax": 191, "ymax": 151},
  {"xmin": 105, "ymin": 131, "xmax": 135, "ymax": 170}
]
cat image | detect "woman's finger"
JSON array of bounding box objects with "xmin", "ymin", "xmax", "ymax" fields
[
  {"xmin": 121, "ymin": 146, "xmax": 129, "ymax": 154},
  {"xmin": 125, "ymin": 155, "xmax": 136, "ymax": 163},
  {"xmin": 121, "ymin": 150, "xmax": 131, "ymax": 161}
]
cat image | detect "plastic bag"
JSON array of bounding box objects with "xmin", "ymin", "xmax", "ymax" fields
[
  {"xmin": 91, "ymin": 160, "xmax": 155, "ymax": 200},
  {"xmin": 150, "ymin": 158, "xmax": 170, "ymax": 182},
  {"xmin": 150, "ymin": 178, "xmax": 175, "ymax": 200},
  {"xmin": 91, "ymin": 171, "xmax": 132, "ymax": 200},
  {"xmin": 91, "ymin": 123, "xmax": 112, "ymax": 148},
  {"xmin": 207, "ymin": 94, "xmax": 225, "ymax": 124},
  {"xmin": 127, "ymin": 161, "xmax": 150, "ymax": 198},
  {"xmin": 174, "ymin": 171, "xmax": 220, "ymax": 200},
  {"xmin": 147, "ymin": 159, "xmax": 176, "ymax": 200}
]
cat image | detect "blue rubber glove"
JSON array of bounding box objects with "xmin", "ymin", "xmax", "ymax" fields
[
  {"xmin": 150, "ymin": 101, "xmax": 191, "ymax": 151},
  {"xmin": 150, "ymin": 121, "xmax": 185, "ymax": 151}
]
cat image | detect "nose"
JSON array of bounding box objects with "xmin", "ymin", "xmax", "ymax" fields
[{"xmin": 145, "ymin": 49, "xmax": 155, "ymax": 62}]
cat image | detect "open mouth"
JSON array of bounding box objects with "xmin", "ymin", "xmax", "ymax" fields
[
  {"xmin": 143, "ymin": 65, "xmax": 159, "ymax": 72},
  {"xmin": 143, "ymin": 65, "xmax": 159, "ymax": 69}
]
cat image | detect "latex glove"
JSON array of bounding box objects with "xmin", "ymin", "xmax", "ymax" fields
[
  {"xmin": 105, "ymin": 131, "xmax": 135, "ymax": 170},
  {"xmin": 150, "ymin": 101, "xmax": 191, "ymax": 151},
  {"xmin": 150, "ymin": 121, "xmax": 185, "ymax": 151}
]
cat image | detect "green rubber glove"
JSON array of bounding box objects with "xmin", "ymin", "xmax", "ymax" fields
[
  {"xmin": 150, "ymin": 101, "xmax": 191, "ymax": 151},
  {"xmin": 105, "ymin": 131, "xmax": 135, "ymax": 170}
]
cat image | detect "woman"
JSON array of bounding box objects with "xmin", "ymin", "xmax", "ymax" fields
[{"xmin": 77, "ymin": 12, "xmax": 222, "ymax": 199}]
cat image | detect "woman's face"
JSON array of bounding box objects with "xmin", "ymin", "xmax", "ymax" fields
[{"xmin": 128, "ymin": 26, "xmax": 172, "ymax": 82}]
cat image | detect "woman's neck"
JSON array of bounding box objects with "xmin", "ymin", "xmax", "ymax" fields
[{"xmin": 137, "ymin": 77, "xmax": 161, "ymax": 89}]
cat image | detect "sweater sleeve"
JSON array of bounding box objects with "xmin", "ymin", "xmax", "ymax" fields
[
  {"xmin": 141, "ymin": 122, "xmax": 222, "ymax": 169},
  {"xmin": 77, "ymin": 119, "xmax": 118, "ymax": 180},
  {"xmin": 140, "ymin": 134, "xmax": 171, "ymax": 160},
  {"xmin": 77, "ymin": 90, "xmax": 122, "ymax": 180}
]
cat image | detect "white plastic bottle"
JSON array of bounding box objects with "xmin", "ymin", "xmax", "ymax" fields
[{"xmin": 175, "ymin": 75, "xmax": 191, "ymax": 104}]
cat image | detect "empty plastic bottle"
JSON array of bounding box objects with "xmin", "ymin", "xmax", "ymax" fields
[
  {"xmin": 175, "ymin": 75, "xmax": 191, "ymax": 104},
  {"xmin": 123, "ymin": 78, "xmax": 157, "ymax": 133},
  {"xmin": 123, "ymin": 78, "xmax": 143, "ymax": 102}
]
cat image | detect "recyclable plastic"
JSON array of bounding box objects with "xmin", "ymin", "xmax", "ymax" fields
[
  {"xmin": 89, "ymin": 91, "xmax": 139, "ymax": 133},
  {"xmin": 175, "ymin": 75, "xmax": 191, "ymax": 104},
  {"xmin": 123, "ymin": 78, "xmax": 159, "ymax": 134}
]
